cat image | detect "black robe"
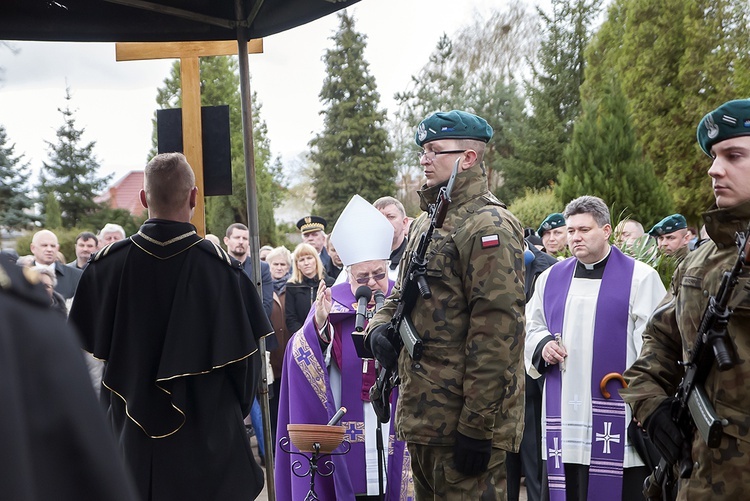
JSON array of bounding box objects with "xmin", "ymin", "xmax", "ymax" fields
[
  {"xmin": 0, "ymin": 253, "xmax": 137, "ymax": 500},
  {"xmin": 69, "ymin": 219, "xmax": 273, "ymax": 501}
]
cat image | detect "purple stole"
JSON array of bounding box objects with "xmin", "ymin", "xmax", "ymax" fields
[
  {"xmin": 275, "ymin": 281, "xmax": 412, "ymax": 500},
  {"xmin": 542, "ymin": 247, "xmax": 634, "ymax": 501}
]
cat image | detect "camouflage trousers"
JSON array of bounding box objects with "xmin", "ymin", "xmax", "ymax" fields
[{"xmin": 407, "ymin": 443, "xmax": 507, "ymax": 500}]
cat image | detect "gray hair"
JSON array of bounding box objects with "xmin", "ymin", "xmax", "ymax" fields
[
  {"xmin": 373, "ymin": 196, "xmax": 406, "ymax": 218},
  {"xmin": 99, "ymin": 223, "xmax": 126, "ymax": 239},
  {"xmin": 563, "ymin": 196, "xmax": 610, "ymax": 228},
  {"xmin": 265, "ymin": 246, "xmax": 292, "ymax": 267}
]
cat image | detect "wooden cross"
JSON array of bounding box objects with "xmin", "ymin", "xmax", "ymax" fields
[{"xmin": 115, "ymin": 39, "xmax": 264, "ymax": 235}]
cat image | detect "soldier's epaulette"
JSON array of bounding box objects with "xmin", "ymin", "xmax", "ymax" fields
[
  {"xmin": 482, "ymin": 192, "xmax": 506, "ymax": 208},
  {"xmin": 196, "ymin": 239, "xmax": 241, "ymax": 268},
  {"xmin": 91, "ymin": 238, "xmax": 132, "ymax": 262},
  {"xmin": 0, "ymin": 254, "xmax": 52, "ymax": 307}
]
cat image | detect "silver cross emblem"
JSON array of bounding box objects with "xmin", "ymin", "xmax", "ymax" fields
[
  {"xmin": 595, "ymin": 421, "xmax": 621, "ymax": 454},
  {"xmin": 548, "ymin": 436, "xmax": 562, "ymax": 468}
]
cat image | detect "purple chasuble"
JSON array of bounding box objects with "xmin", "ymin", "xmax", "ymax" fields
[
  {"xmin": 542, "ymin": 247, "xmax": 634, "ymax": 501},
  {"xmin": 275, "ymin": 281, "xmax": 411, "ymax": 500}
]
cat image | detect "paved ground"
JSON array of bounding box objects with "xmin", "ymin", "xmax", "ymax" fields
[{"xmin": 250, "ymin": 435, "xmax": 528, "ymax": 501}]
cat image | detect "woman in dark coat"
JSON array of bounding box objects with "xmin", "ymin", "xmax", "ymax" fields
[{"xmin": 284, "ymin": 243, "xmax": 334, "ymax": 334}]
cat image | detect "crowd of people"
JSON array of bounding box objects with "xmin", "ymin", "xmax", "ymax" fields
[{"xmin": 1, "ymin": 99, "xmax": 749, "ymax": 500}]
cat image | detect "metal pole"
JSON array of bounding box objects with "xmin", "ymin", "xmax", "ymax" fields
[{"xmin": 235, "ymin": 1, "xmax": 275, "ymax": 498}]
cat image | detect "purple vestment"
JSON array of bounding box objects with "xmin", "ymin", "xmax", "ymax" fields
[
  {"xmin": 275, "ymin": 281, "xmax": 413, "ymax": 500},
  {"xmin": 542, "ymin": 247, "xmax": 634, "ymax": 501}
]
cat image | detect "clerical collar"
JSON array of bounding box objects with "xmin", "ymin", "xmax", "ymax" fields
[{"xmin": 574, "ymin": 248, "xmax": 611, "ymax": 279}]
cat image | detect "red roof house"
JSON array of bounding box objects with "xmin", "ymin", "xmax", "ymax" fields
[{"xmin": 95, "ymin": 171, "xmax": 146, "ymax": 217}]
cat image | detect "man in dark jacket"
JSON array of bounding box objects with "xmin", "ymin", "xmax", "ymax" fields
[
  {"xmin": 0, "ymin": 253, "xmax": 138, "ymax": 501},
  {"xmin": 69, "ymin": 153, "xmax": 273, "ymax": 501}
]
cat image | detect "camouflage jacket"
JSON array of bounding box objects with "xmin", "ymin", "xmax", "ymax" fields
[
  {"xmin": 368, "ymin": 165, "xmax": 526, "ymax": 450},
  {"xmin": 622, "ymin": 200, "xmax": 750, "ymax": 499}
]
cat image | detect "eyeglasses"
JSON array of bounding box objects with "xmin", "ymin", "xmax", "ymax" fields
[
  {"xmin": 354, "ymin": 272, "xmax": 387, "ymax": 284},
  {"xmin": 417, "ymin": 149, "xmax": 466, "ymax": 162}
]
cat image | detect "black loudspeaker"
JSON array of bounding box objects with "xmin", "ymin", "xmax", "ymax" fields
[{"xmin": 156, "ymin": 106, "xmax": 232, "ymax": 196}]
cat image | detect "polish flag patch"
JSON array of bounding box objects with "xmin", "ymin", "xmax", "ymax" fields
[{"xmin": 481, "ymin": 234, "xmax": 500, "ymax": 248}]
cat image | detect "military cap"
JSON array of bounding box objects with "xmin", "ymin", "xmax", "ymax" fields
[
  {"xmin": 649, "ymin": 214, "xmax": 687, "ymax": 237},
  {"xmin": 537, "ymin": 213, "xmax": 566, "ymax": 237},
  {"xmin": 415, "ymin": 110, "xmax": 493, "ymax": 147},
  {"xmin": 296, "ymin": 216, "xmax": 327, "ymax": 235},
  {"xmin": 697, "ymin": 99, "xmax": 750, "ymax": 156}
]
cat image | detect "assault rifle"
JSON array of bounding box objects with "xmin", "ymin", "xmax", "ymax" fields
[
  {"xmin": 644, "ymin": 224, "xmax": 750, "ymax": 500},
  {"xmin": 369, "ymin": 158, "xmax": 460, "ymax": 424}
]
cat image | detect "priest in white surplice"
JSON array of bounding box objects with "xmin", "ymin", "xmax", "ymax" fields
[{"xmin": 524, "ymin": 196, "xmax": 666, "ymax": 501}]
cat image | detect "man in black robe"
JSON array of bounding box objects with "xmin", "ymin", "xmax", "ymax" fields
[
  {"xmin": 69, "ymin": 153, "xmax": 273, "ymax": 501},
  {"xmin": 0, "ymin": 252, "xmax": 138, "ymax": 501}
]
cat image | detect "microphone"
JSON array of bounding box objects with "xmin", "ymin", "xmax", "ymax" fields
[
  {"xmin": 374, "ymin": 290, "xmax": 385, "ymax": 313},
  {"xmin": 354, "ymin": 285, "xmax": 372, "ymax": 332}
]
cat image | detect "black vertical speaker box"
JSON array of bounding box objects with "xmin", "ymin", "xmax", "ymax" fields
[{"xmin": 156, "ymin": 106, "xmax": 232, "ymax": 196}]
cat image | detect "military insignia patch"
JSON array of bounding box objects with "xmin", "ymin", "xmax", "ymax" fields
[
  {"xmin": 481, "ymin": 234, "xmax": 500, "ymax": 248},
  {"xmin": 705, "ymin": 114, "xmax": 719, "ymax": 139},
  {"xmin": 417, "ymin": 122, "xmax": 427, "ymax": 142},
  {"xmin": 721, "ymin": 114, "xmax": 738, "ymax": 127}
]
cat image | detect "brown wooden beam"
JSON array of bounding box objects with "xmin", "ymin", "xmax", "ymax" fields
[{"xmin": 115, "ymin": 39, "xmax": 263, "ymax": 61}]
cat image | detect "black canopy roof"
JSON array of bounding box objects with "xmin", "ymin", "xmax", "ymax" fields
[{"xmin": 0, "ymin": 0, "xmax": 360, "ymax": 42}]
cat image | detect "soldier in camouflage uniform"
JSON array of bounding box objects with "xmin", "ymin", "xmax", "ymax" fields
[
  {"xmin": 366, "ymin": 110, "xmax": 527, "ymax": 500},
  {"xmin": 649, "ymin": 214, "xmax": 691, "ymax": 263},
  {"xmin": 622, "ymin": 98, "xmax": 750, "ymax": 500}
]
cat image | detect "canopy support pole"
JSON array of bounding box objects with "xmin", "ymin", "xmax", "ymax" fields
[{"xmin": 236, "ymin": 1, "xmax": 275, "ymax": 499}]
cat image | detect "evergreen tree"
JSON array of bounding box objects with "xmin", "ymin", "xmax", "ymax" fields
[
  {"xmin": 0, "ymin": 124, "xmax": 34, "ymax": 230},
  {"xmin": 38, "ymin": 87, "xmax": 112, "ymax": 228},
  {"xmin": 583, "ymin": 0, "xmax": 750, "ymax": 222},
  {"xmin": 394, "ymin": 4, "xmax": 536, "ymax": 198},
  {"xmin": 153, "ymin": 57, "xmax": 285, "ymax": 244},
  {"xmin": 503, "ymin": 0, "xmax": 602, "ymax": 202},
  {"xmin": 44, "ymin": 192, "xmax": 62, "ymax": 229},
  {"xmin": 557, "ymin": 78, "xmax": 672, "ymax": 226},
  {"xmin": 392, "ymin": 34, "xmax": 467, "ymax": 213},
  {"xmin": 309, "ymin": 11, "xmax": 395, "ymax": 225}
]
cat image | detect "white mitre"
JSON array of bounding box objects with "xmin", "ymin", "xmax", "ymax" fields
[{"xmin": 330, "ymin": 195, "xmax": 393, "ymax": 267}]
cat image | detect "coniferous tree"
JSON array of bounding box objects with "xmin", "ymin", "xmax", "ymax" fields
[
  {"xmin": 395, "ymin": 4, "xmax": 536, "ymax": 198},
  {"xmin": 309, "ymin": 11, "xmax": 395, "ymax": 225},
  {"xmin": 44, "ymin": 192, "xmax": 62, "ymax": 229},
  {"xmin": 583, "ymin": 0, "xmax": 750, "ymax": 222},
  {"xmin": 38, "ymin": 87, "xmax": 112, "ymax": 228},
  {"xmin": 153, "ymin": 57, "xmax": 285, "ymax": 244},
  {"xmin": 557, "ymin": 78, "xmax": 672, "ymax": 226},
  {"xmin": 502, "ymin": 0, "xmax": 602, "ymax": 203},
  {"xmin": 0, "ymin": 124, "xmax": 34, "ymax": 230}
]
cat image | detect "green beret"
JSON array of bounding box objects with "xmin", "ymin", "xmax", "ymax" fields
[
  {"xmin": 415, "ymin": 110, "xmax": 493, "ymax": 147},
  {"xmin": 649, "ymin": 214, "xmax": 687, "ymax": 237},
  {"xmin": 697, "ymin": 99, "xmax": 750, "ymax": 156},
  {"xmin": 537, "ymin": 213, "xmax": 565, "ymax": 237}
]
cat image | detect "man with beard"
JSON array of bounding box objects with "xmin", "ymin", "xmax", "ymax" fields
[{"xmin": 224, "ymin": 223, "xmax": 273, "ymax": 318}]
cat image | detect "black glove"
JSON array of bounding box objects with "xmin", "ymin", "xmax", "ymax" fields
[
  {"xmin": 367, "ymin": 324, "xmax": 399, "ymax": 371},
  {"xmin": 453, "ymin": 432, "xmax": 492, "ymax": 476},
  {"xmin": 643, "ymin": 398, "xmax": 684, "ymax": 465}
]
